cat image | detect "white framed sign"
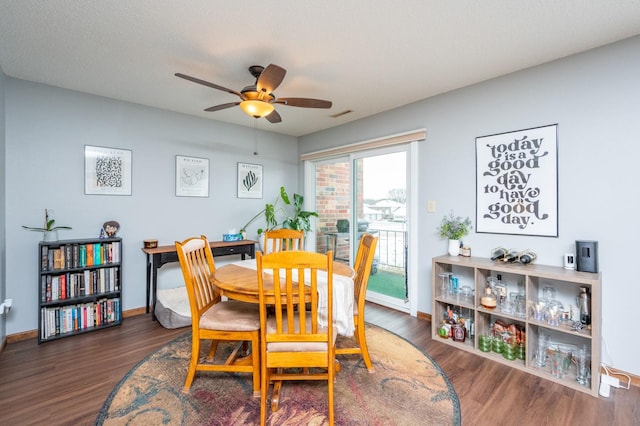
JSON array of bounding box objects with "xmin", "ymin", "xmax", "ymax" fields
[
  {"xmin": 476, "ymin": 124, "xmax": 558, "ymax": 237},
  {"xmin": 237, "ymin": 162, "xmax": 263, "ymax": 199},
  {"xmin": 175, "ymin": 155, "xmax": 209, "ymax": 197},
  {"xmin": 84, "ymin": 145, "xmax": 132, "ymax": 195}
]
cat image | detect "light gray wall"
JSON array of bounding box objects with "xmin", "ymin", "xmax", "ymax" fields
[
  {"xmin": 0, "ymin": 66, "xmax": 6, "ymax": 343},
  {"xmin": 5, "ymin": 79, "xmax": 298, "ymax": 336},
  {"xmin": 4, "ymin": 35, "xmax": 639, "ymax": 376},
  {"xmin": 300, "ymin": 35, "xmax": 640, "ymax": 376}
]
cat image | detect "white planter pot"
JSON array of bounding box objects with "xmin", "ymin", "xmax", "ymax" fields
[
  {"xmin": 448, "ymin": 239, "xmax": 460, "ymax": 256},
  {"xmin": 43, "ymin": 230, "xmax": 58, "ymax": 242}
]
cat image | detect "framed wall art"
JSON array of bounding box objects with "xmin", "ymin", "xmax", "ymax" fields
[
  {"xmin": 84, "ymin": 145, "xmax": 132, "ymax": 195},
  {"xmin": 175, "ymin": 155, "xmax": 209, "ymax": 197},
  {"xmin": 237, "ymin": 162, "xmax": 263, "ymax": 199},
  {"xmin": 475, "ymin": 124, "xmax": 558, "ymax": 237}
]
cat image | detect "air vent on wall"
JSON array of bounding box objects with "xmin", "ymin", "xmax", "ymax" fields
[{"xmin": 330, "ymin": 110, "xmax": 353, "ymax": 118}]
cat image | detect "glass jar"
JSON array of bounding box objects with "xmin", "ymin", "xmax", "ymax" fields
[
  {"xmin": 480, "ymin": 286, "xmax": 497, "ymax": 309},
  {"xmin": 478, "ymin": 334, "xmax": 492, "ymax": 352},
  {"xmin": 492, "ymin": 334, "xmax": 504, "ymax": 353}
]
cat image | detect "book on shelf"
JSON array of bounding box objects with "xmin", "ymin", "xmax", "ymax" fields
[
  {"xmin": 93, "ymin": 243, "xmax": 101, "ymax": 265},
  {"xmin": 79, "ymin": 245, "xmax": 87, "ymax": 267},
  {"xmin": 60, "ymin": 274, "xmax": 66, "ymax": 300},
  {"xmin": 72, "ymin": 244, "xmax": 79, "ymax": 268},
  {"xmin": 86, "ymin": 244, "xmax": 94, "ymax": 266},
  {"xmin": 41, "ymin": 246, "xmax": 49, "ymax": 271},
  {"xmin": 64, "ymin": 245, "xmax": 72, "ymax": 269},
  {"xmin": 106, "ymin": 243, "xmax": 113, "ymax": 263},
  {"xmin": 113, "ymin": 241, "xmax": 121, "ymax": 263},
  {"xmin": 52, "ymin": 248, "xmax": 64, "ymax": 270}
]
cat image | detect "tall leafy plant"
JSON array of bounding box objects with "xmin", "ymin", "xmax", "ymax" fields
[{"xmin": 240, "ymin": 186, "xmax": 318, "ymax": 235}]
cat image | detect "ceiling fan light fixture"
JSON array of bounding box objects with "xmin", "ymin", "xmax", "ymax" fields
[{"xmin": 240, "ymin": 100, "xmax": 274, "ymax": 118}]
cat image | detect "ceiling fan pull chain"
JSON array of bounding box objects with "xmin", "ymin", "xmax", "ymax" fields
[{"xmin": 253, "ymin": 119, "xmax": 259, "ymax": 156}]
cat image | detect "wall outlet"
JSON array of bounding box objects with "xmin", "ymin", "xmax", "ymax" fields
[{"xmin": 0, "ymin": 299, "xmax": 13, "ymax": 315}]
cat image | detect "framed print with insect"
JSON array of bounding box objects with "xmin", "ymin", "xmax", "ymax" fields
[{"xmin": 175, "ymin": 155, "xmax": 209, "ymax": 197}]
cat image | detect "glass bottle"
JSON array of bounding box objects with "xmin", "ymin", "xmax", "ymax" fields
[{"xmin": 480, "ymin": 285, "xmax": 497, "ymax": 309}]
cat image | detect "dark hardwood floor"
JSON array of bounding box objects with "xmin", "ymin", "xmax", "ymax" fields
[{"xmin": 1, "ymin": 304, "xmax": 638, "ymax": 425}]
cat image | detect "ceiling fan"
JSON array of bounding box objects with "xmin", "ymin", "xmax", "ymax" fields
[{"xmin": 175, "ymin": 64, "xmax": 332, "ymax": 123}]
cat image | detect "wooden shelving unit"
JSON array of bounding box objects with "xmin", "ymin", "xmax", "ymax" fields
[
  {"xmin": 38, "ymin": 237, "xmax": 123, "ymax": 343},
  {"xmin": 432, "ymin": 255, "xmax": 601, "ymax": 396}
]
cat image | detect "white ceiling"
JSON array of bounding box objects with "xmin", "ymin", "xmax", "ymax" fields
[{"xmin": 1, "ymin": 1, "xmax": 640, "ymax": 137}]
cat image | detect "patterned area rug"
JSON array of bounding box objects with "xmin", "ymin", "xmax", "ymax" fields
[{"xmin": 96, "ymin": 324, "xmax": 460, "ymax": 425}]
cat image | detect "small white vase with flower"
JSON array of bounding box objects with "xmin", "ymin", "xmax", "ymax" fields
[{"xmin": 438, "ymin": 211, "xmax": 472, "ymax": 256}]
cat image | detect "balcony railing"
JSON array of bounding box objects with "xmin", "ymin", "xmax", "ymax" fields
[{"xmin": 369, "ymin": 227, "xmax": 406, "ymax": 272}]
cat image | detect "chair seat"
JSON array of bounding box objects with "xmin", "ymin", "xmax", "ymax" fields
[
  {"xmin": 266, "ymin": 312, "xmax": 338, "ymax": 352},
  {"xmin": 200, "ymin": 300, "xmax": 260, "ymax": 331}
]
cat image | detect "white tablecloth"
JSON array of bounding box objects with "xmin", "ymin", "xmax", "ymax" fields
[{"xmin": 233, "ymin": 259, "xmax": 355, "ymax": 337}]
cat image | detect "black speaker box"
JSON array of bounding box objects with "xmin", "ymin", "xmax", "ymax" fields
[{"xmin": 576, "ymin": 240, "xmax": 598, "ymax": 273}]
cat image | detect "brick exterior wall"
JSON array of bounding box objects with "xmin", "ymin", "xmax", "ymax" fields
[{"xmin": 314, "ymin": 161, "xmax": 363, "ymax": 260}]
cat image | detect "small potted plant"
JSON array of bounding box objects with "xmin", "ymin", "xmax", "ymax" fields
[
  {"xmin": 22, "ymin": 209, "xmax": 72, "ymax": 242},
  {"xmin": 438, "ymin": 210, "xmax": 472, "ymax": 256}
]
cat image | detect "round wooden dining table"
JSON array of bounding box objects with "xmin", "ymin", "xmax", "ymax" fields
[{"xmin": 212, "ymin": 259, "xmax": 355, "ymax": 303}]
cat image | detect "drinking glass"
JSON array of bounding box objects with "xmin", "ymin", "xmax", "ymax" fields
[
  {"xmin": 542, "ymin": 286, "xmax": 557, "ymax": 303},
  {"xmin": 531, "ymin": 302, "xmax": 546, "ymax": 321},
  {"xmin": 576, "ymin": 347, "xmax": 590, "ymax": 386},
  {"xmin": 438, "ymin": 272, "xmax": 451, "ymax": 297},
  {"xmin": 534, "ymin": 333, "xmax": 548, "ymax": 367},
  {"xmin": 501, "ymin": 300, "xmax": 514, "ymax": 314},
  {"xmin": 550, "ymin": 345, "xmax": 571, "ymax": 379},
  {"xmin": 515, "ymin": 295, "xmax": 526, "ymax": 318},
  {"xmin": 547, "ymin": 305, "xmax": 561, "ymax": 326}
]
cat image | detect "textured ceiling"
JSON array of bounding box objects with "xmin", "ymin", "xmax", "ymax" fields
[{"xmin": 1, "ymin": 1, "xmax": 639, "ymax": 136}]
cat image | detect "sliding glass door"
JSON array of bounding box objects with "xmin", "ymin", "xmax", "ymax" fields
[{"xmin": 309, "ymin": 146, "xmax": 410, "ymax": 312}]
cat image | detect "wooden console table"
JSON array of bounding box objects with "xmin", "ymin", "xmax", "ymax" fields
[{"xmin": 141, "ymin": 240, "xmax": 257, "ymax": 320}]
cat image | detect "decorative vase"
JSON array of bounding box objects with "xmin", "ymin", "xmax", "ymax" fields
[
  {"xmin": 43, "ymin": 230, "xmax": 58, "ymax": 242},
  {"xmin": 448, "ymin": 239, "xmax": 460, "ymax": 256}
]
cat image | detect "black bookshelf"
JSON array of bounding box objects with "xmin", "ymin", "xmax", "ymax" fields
[{"xmin": 37, "ymin": 237, "xmax": 123, "ymax": 343}]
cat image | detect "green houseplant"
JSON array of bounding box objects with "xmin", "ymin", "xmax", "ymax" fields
[
  {"xmin": 438, "ymin": 210, "xmax": 472, "ymax": 256},
  {"xmin": 240, "ymin": 186, "xmax": 318, "ymax": 237},
  {"xmin": 22, "ymin": 208, "xmax": 72, "ymax": 242}
]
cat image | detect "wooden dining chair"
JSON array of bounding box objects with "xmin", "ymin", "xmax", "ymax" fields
[
  {"xmin": 262, "ymin": 229, "xmax": 304, "ymax": 253},
  {"xmin": 336, "ymin": 233, "xmax": 378, "ymax": 372},
  {"xmin": 256, "ymin": 249, "xmax": 336, "ymax": 426},
  {"xmin": 175, "ymin": 235, "xmax": 261, "ymax": 396}
]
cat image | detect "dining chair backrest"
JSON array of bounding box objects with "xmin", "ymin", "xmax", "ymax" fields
[
  {"xmin": 175, "ymin": 235, "xmax": 221, "ymax": 324},
  {"xmin": 263, "ymin": 228, "xmax": 304, "ymax": 253},
  {"xmin": 256, "ymin": 249, "xmax": 336, "ymax": 425},
  {"xmin": 335, "ymin": 232, "xmax": 378, "ymax": 372},
  {"xmin": 353, "ymin": 233, "xmax": 378, "ymax": 305},
  {"xmin": 175, "ymin": 235, "xmax": 261, "ymax": 395},
  {"xmin": 257, "ymin": 249, "xmax": 332, "ymax": 342}
]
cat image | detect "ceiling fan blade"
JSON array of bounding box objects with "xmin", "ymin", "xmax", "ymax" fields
[
  {"xmin": 274, "ymin": 97, "xmax": 332, "ymax": 108},
  {"xmin": 256, "ymin": 64, "xmax": 286, "ymax": 94},
  {"xmin": 175, "ymin": 73, "xmax": 244, "ymax": 99},
  {"xmin": 204, "ymin": 102, "xmax": 240, "ymax": 112},
  {"xmin": 265, "ymin": 109, "xmax": 282, "ymax": 123}
]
